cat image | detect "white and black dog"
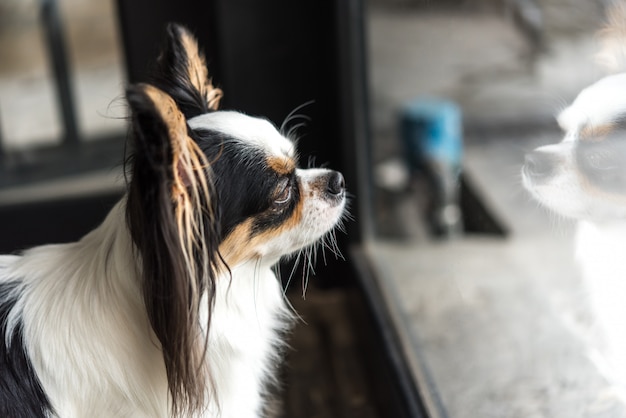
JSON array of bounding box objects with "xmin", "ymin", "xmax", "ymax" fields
[
  {"xmin": 0, "ymin": 25, "xmax": 346, "ymax": 417},
  {"xmin": 522, "ymin": 3, "xmax": 626, "ymax": 391}
]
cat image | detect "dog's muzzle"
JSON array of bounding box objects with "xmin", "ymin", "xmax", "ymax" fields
[{"xmin": 523, "ymin": 150, "xmax": 557, "ymax": 183}]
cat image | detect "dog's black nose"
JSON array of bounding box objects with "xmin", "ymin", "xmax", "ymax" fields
[
  {"xmin": 326, "ymin": 171, "xmax": 345, "ymax": 196},
  {"xmin": 524, "ymin": 151, "xmax": 556, "ymax": 179}
]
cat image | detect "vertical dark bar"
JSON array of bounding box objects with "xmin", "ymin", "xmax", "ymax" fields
[
  {"xmin": 335, "ymin": 0, "xmax": 373, "ymax": 244},
  {"xmin": 0, "ymin": 106, "xmax": 4, "ymax": 159},
  {"xmin": 40, "ymin": 0, "xmax": 79, "ymax": 146}
]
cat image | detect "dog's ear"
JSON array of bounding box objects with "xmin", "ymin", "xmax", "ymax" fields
[
  {"xmin": 125, "ymin": 83, "xmax": 219, "ymax": 416},
  {"xmin": 152, "ymin": 23, "xmax": 222, "ymax": 119}
]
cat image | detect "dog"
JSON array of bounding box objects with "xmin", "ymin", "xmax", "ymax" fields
[
  {"xmin": 0, "ymin": 24, "xmax": 346, "ymax": 417},
  {"xmin": 522, "ymin": 72, "xmax": 626, "ymax": 223},
  {"xmin": 522, "ymin": 3, "xmax": 626, "ymax": 392}
]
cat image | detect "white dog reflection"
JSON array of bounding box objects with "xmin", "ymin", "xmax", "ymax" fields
[{"xmin": 523, "ymin": 71, "xmax": 626, "ymax": 393}]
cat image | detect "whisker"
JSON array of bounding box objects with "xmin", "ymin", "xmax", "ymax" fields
[
  {"xmin": 327, "ymin": 230, "xmax": 344, "ymax": 260},
  {"xmin": 275, "ymin": 261, "xmax": 307, "ymax": 324},
  {"xmin": 283, "ymin": 251, "xmax": 304, "ymax": 296},
  {"xmin": 254, "ymin": 258, "xmax": 263, "ymax": 329},
  {"xmin": 282, "ymin": 291, "xmax": 307, "ymax": 324},
  {"xmin": 301, "ymin": 258, "xmax": 309, "ymax": 299},
  {"xmin": 280, "ymin": 100, "xmax": 315, "ymax": 136},
  {"xmin": 287, "ymin": 122, "xmax": 309, "ymax": 140}
]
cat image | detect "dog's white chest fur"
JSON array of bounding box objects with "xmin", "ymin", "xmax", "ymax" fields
[
  {"xmin": 1, "ymin": 202, "xmax": 290, "ymax": 417},
  {"xmin": 576, "ymin": 221, "xmax": 626, "ymax": 386},
  {"xmin": 203, "ymin": 264, "xmax": 290, "ymax": 418},
  {"xmin": 576, "ymin": 221, "xmax": 626, "ymax": 282}
]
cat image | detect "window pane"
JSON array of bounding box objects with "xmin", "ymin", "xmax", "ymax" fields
[
  {"xmin": 0, "ymin": 0, "xmax": 61, "ymax": 149},
  {"xmin": 60, "ymin": 0, "xmax": 125, "ymax": 140},
  {"xmin": 0, "ymin": 0, "xmax": 125, "ymax": 150},
  {"xmin": 366, "ymin": 1, "xmax": 626, "ymax": 416}
]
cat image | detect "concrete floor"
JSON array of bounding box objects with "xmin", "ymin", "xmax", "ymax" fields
[{"xmin": 367, "ymin": 2, "xmax": 626, "ymax": 417}]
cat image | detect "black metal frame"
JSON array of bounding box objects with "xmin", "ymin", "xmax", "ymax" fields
[
  {"xmin": 40, "ymin": 0, "xmax": 79, "ymax": 147},
  {"xmin": 0, "ymin": 0, "xmax": 126, "ymax": 189}
]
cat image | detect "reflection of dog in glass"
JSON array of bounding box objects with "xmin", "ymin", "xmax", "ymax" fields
[
  {"xmin": 523, "ymin": 73, "xmax": 626, "ymax": 223},
  {"xmin": 522, "ymin": 58, "xmax": 626, "ymax": 392}
]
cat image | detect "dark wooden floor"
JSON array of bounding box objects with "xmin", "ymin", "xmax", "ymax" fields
[{"xmin": 277, "ymin": 285, "xmax": 381, "ymax": 418}]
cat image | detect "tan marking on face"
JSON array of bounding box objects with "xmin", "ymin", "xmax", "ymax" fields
[
  {"xmin": 580, "ymin": 123, "xmax": 615, "ymax": 141},
  {"xmin": 575, "ymin": 160, "xmax": 626, "ymax": 206},
  {"xmin": 278, "ymin": 185, "xmax": 305, "ymax": 230},
  {"xmin": 575, "ymin": 173, "xmax": 626, "ymax": 208},
  {"xmin": 218, "ymin": 220, "xmax": 255, "ymax": 266},
  {"xmin": 267, "ymin": 156, "xmax": 296, "ymax": 176},
  {"xmin": 218, "ymin": 186, "xmax": 305, "ymax": 267},
  {"xmin": 179, "ymin": 29, "xmax": 223, "ymax": 110}
]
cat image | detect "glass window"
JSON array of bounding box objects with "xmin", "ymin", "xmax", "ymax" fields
[
  {"xmin": 365, "ymin": 1, "xmax": 626, "ymax": 416},
  {"xmin": 0, "ymin": 0, "xmax": 125, "ymax": 150},
  {"xmin": 0, "ymin": 0, "xmax": 61, "ymax": 149},
  {"xmin": 59, "ymin": 0, "xmax": 125, "ymax": 141}
]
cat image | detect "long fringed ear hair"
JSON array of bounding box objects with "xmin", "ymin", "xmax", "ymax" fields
[{"xmin": 125, "ymin": 25, "xmax": 224, "ymax": 417}]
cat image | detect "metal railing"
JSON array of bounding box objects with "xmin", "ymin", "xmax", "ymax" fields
[
  {"xmin": 41, "ymin": 0, "xmax": 79, "ymax": 147},
  {"xmin": 0, "ymin": 0, "xmax": 125, "ymax": 189}
]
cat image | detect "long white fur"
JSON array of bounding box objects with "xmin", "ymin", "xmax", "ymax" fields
[
  {"xmin": 560, "ymin": 79, "xmax": 626, "ymax": 393},
  {"xmin": 2, "ymin": 201, "xmax": 170, "ymax": 417},
  {"xmin": 0, "ymin": 200, "xmax": 292, "ymax": 417},
  {"xmin": 523, "ymin": 59, "xmax": 626, "ymax": 398},
  {"xmin": 188, "ymin": 112, "xmax": 296, "ymax": 160},
  {"xmin": 575, "ymin": 221, "xmax": 626, "ymax": 389},
  {"xmin": 557, "ymin": 73, "xmax": 626, "ymax": 134},
  {"xmin": 0, "ymin": 107, "xmax": 346, "ymax": 416}
]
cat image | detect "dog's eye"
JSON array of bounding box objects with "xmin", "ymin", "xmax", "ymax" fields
[
  {"xmin": 274, "ymin": 182, "xmax": 292, "ymax": 206},
  {"xmin": 588, "ymin": 152, "xmax": 616, "ymax": 171},
  {"xmin": 588, "ymin": 153, "xmax": 603, "ymax": 169}
]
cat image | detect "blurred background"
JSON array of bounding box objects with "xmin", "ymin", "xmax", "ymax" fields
[
  {"xmin": 1, "ymin": 0, "xmax": 625, "ymax": 417},
  {"xmin": 0, "ymin": 0, "xmax": 125, "ymax": 149}
]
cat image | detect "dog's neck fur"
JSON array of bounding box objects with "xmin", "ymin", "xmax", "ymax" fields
[{"xmin": 5, "ymin": 198, "xmax": 290, "ymax": 417}]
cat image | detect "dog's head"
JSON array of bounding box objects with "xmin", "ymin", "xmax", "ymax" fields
[
  {"xmin": 124, "ymin": 24, "xmax": 346, "ymax": 415},
  {"xmin": 522, "ymin": 73, "xmax": 626, "ymax": 222}
]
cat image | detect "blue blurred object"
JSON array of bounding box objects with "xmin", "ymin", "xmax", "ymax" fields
[
  {"xmin": 401, "ymin": 97, "xmax": 464, "ymax": 238},
  {"xmin": 401, "ymin": 98, "xmax": 462, "ymax": 168}
]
